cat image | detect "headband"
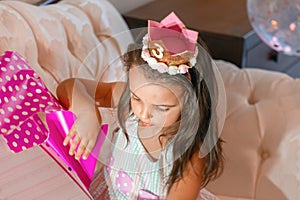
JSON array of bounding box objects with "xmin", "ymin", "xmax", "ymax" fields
[{"xmin": 141, "ymin": 12, "xmax": 199, "ymax": 75}]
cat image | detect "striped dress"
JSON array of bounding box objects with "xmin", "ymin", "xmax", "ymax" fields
[{"xmin": 90, "ymin": 115, "xmax": 219, "ymax": 200}]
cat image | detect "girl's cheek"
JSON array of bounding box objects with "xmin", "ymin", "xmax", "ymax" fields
[
  {"xmin": 159, "ymin": 111, "xmax": 180, "ymax": 127},
  {"xmin": 152, "ymin": 111, "xmax": 168, "ymax": 126},
  {"xmin": 131, "ymin": 101, "xmax": 140, "ymax": 115}
]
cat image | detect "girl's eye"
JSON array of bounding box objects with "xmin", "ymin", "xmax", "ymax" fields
[
  {"xmin": 131, "ymin": 95, "xmax": 140, "ymax": 102},
  {"xmin": 156, "ymin": 106, "xmax": 170, "ymax": 112}
]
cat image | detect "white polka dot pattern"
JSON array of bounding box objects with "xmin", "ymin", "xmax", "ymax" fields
[
  {"xmin": 0, "ymin": 51, "xmax": 109, "ymax": 190},
  {"xmin": 0, "ymin": 51, "xmax": 63, "ymax": 153}
]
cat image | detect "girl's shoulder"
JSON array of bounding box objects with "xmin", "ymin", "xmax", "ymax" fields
[{"xmin": 198, "ymin": 188, "xmax": 220, "ymax": 200}]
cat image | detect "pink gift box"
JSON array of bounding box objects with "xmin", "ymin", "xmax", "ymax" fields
[{"xmin": 0, "ymin": 51, "xmax": 107, "ymax": 190}]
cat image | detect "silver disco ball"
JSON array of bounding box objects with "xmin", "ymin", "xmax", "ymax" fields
[{"xmin": 247, "ymin": 0, "xmax": 300, "ymax": 56}]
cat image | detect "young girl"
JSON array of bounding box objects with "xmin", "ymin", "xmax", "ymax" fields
[{"xmin": 57, "ymin": 12, "xmax": 226, "ymax": 199}]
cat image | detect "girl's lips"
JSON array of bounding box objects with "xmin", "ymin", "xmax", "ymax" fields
[{"xmin": 139, "ymin": 120, "xmax": 152, "ymax": 127}]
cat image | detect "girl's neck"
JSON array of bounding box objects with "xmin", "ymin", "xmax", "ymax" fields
[{"xmin": 137, "ymin": 125, "xmax": 168, "ymax": 161}]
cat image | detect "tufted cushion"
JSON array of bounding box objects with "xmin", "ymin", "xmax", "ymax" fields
[
  {"xmin": 207, "ymin": 60, "xmax": 300, "ymax": 200},
  {"xmin": 1, "ymin": 1, "xmax": 299, "ymax": 199},
  {"xmin": 2, "ymin": 0, "xmax": 45, "ymax": 5},
  {"xmin": 0, "ymin": 0, "xmax": 132, "ymax": 198},
  {"xmin": 0, "ymin": 0, "xmax": 133, "ymax": 95}
]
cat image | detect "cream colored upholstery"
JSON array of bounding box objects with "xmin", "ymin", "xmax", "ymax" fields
[
  {"xmin": 0, "ymin": 0, "xmax": 133, "ymax": 95},
  {"xmin": 3, "ymin": 0, "xmax": 44, "ymax": 5},
  {"xmin": 208, "ymin": 60, "xmax": 300, "ymax": 200},
  {"xmin": 0, "ymin": 0, "xmax": 299, "ymax": 199},
  {"xmin": 0, "ymin": 0, "xmax": 132, "ymax": 198}
]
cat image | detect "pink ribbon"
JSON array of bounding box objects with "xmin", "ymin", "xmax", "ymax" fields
[{"xmin": 0, "ymin": 51, "xmax": 107, "ymax": 189}]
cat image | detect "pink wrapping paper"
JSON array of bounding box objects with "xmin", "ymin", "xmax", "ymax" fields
[{"xmin": 0, "ymin": 51, "xmax": 107, "ymax": 189}]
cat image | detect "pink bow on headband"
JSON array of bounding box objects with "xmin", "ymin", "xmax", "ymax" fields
[{"xmin": 148, "ymin": 12, "xmax": 198, "ymax": 55}]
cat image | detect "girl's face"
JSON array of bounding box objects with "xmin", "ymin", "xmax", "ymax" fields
[{"xmin": 129, "ymin": 67, "xmax": 182, "ymax": 129}]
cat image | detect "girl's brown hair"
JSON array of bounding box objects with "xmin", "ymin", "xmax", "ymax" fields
[{"xmin": 117, "ymin": 42, "xmax": 224, "ymax": 191}]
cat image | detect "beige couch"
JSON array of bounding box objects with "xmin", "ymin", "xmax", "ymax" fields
[
  {"xmin": 0, "ymin": 0, "xmax": 132, "ymax": 199},
  {"xmin": 0, "ymin": 0, "xmax": 299, "ymax": 199},
  {"xmin": 0, "ymin": 0, "xmax": 132, "ymax": 94},
  {"xmin": 208, "ymin": 60, "xmax": 300, "ymax": 200}
]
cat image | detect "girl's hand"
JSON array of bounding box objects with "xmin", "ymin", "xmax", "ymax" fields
[
  {"xmin": 57, "ymin": 78, "xmax": 101, "ymax": 160},
  {"xmin": 57, "ymin": 78, "xmax": 124, "ymax": 160},
  {"xmin": 63, "ymin": 106, "xmax": 101, "ymax": 160}
]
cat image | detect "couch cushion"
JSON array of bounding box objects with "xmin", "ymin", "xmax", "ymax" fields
[
  {"xmin": 0, "ymin": 0, "xmax": 133, "ymax": 95},
  {"xmin": 208, "ymin": 60, "xmax": 300, "ymax": 200}
]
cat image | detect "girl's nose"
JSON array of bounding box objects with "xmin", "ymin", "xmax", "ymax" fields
[{"xmin": 140, "ymin": 106, "xmax": 152, "ymax": 121}]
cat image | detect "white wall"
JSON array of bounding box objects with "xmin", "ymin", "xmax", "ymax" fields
[{"xmin": 108, "ymin": 0, "xmax": 154, "ymax": 14}]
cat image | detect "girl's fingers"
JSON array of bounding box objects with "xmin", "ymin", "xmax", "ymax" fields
[
  {"xmin": 82, "ymin": 143, "xmax": 93, "ymax": 160},
  {"xmin": 69, "ymin": 134, "xmax": 81, "ymax": 156},
  {"xmin": 75, "ymin": 142, "xmax": 86, "ymax": 160},
  {"xmin": 63, "ymin": 124, "xmax": 77, "ymax": 146},
  {"xmin": 82, "ymin": 150, "xmax": 90, "ymax": 160},
  {"xmin": 78, "ymin": 140, "xmax": 95, "ymax": 160},
  {"xmin": 63, "ymin": 121, "xmax": 98, "ymax": 160}
]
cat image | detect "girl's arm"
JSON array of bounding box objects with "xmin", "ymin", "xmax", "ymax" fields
[
  {"xmin": 56, "ymin": 78, "xmax": 125, "ymax": 160},
  {"xmin": 167, "ymin": 150, "xmax": 204, "ymax": 200},
  {"xmin": 57, "ymin": 78, "xmax": 124, "ymax": 109}
]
